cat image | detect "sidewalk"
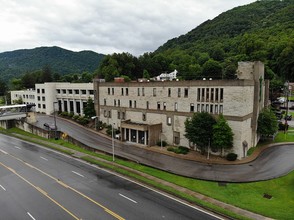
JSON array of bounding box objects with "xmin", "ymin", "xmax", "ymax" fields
[{"xmin": 12, "ymin": 132, "xmax": 273, "ymax": 220}]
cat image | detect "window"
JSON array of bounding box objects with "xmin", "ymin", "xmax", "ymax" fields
[
  {"xmin": 114, "ymin": 99, "xmax": 116, "ymax": 106},
  {"xmin": 168, "ymin": 88, "xmax": 171, "ymax": 97},
  {"xmin": 134, "ymin": 100, "xmax": 137, "ymax": 108},
  {"xmin": 206, "ymin": 104, "xmax": 209, "ymax": 112},
  {"xmin": 121, "ymin": 88, "xmax": 124, "ymax": 96},
  {"xmin": 215, "ymin": 88, "xmax": 219, "ymax": 102},
  {"xmin": 89, "ymin": 90, "xmax": 94, "ymax": 95},
  {"xmin": 118, "ymin": 99, "xmax": 120, "ymax": 106},
  {"xmin": 163, "ymin": 102, "xmax": 166, "ymax": 110},
  {"xmin": 112, "ymin": 88, "xmax": 114, "ymax": 95},
  {"xmin": 142, "ymin": 87, "xmax": 145, "ymax": 96},
  {"xmin": 74, "ymin": 90, "xmax": 79, "ymax": 94},
  {"xmin": 137, "ymin": 88, "xmax": 140, "ymax": 96},
  {"xmin": 108, "ymin": 88, "xmax": 110, "ymax": 95},
  {"xmin": 153, "ymin": 88, "xmax": 156, "ymax": 97},
  {"xmin": 157, "ymin": 102, "xmax": 160, "ymax": 110},
  {"xmin": 104, "ymin": 99, "xmax": 106, "ymax": 105},
  {"xmin": 174, "ymin": 102, "xmax": 178, "ymax": 111},
  {"xmin": 197, "ymin": 104, "xmax": 200, "ymax": 112},
  {"xmin": 42, "ymin": 96, "xmax": 45, "ymax": 101},
  {"xmin": 68, "ymin": 89, "xmax": 73, "ymax": 94},
  {"xmin": 206, "ymin": 88, "xmax": 209, "ymax": 101},
  {"xmin": 201, "ymin": 104, "xmax": 205, "ymax": 112},
  {"xmin": 37, "ymin": 89, "xmax": 40, "ymax": 93},
  {"xmin": 129, "ymin": 100, "xmax": 132, "ymax": 108},
  {"xmin": 210, "ymin": 105, "xmax": 213, "ymax": 113},
  {"xmin": 167, "ymin": 117, "xmax": 172, "ymax": 125},
  {"xmin": 184, "ymin": 88, "xmax": 189, "ymax": 97},
  {"xmin": 219, "ymin": 105, "xmax": 223, "ymax": 113},
  {"xmin": 42, "ymin": 89, "xmax": 45, "ymax": 93},
  {"xmin": 220, "ymin": 88, "xmax": 224, "ymax": 102},
  {"xmin": 202, "ymin": 88, "xmax": 205, "ymax": 101},
  {"xmin": 197, "ymin": 88, "xmax": 201, "ymax": 101},
  {"xmin": 122, "ymin": 112, "xmax": 126, "ymax": 120},
  {"xmin": 104, "ymin": 110, "xmax": 107, "ymax": 117},
  {"xmin": 81, "ymin": 90, "xmax": 86, "ymax": 94},
  {"xmin": 42, "ymin": 104, "xmax": 46, "ymax": 109},
  {"xmin": 210, "ymin": 88, "xmax": 214, "ymax": 102},
  {"xmin": 142, "ymin": 113, "xmax": 146, "ymax": 121},
  {"xmin": 62, "ymin": 89, "xmax": 66, "ymax": 94},
  {"xmin": 190, "ymin": 103, "xmax": 194, "ymax": 112},
  {"xmin": 126, "ymin": 88, "xmax": 129, "ymax": 96},
  {"xmin": 57, "ymin": 89, "xmax": 60, "ymax": 94},
  {"xmin": 37, "ymin": 96, "xmax": 40, "ymax": 101},
  {"xmin": 38, "ymin": 104, "xmax": 41, "ymax": 108},
  {"xmin": 215, "ymin": 105, "xmax": 218, "ymax": 114},
  {"xmin": 178, "ymin": 88, "xmax": 181, "ymax": 97},
  {"xmin": 108, "ymin": 111, "xmax": 111, "ymax": 118},
  {"xmin": 146, "ymin": 101, "xmax": 149, "ymax": 109}
]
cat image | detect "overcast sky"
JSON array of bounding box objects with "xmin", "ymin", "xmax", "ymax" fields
[{"xmin": 0, "ymin": 0, "xmax": 255, "ymax": 56}]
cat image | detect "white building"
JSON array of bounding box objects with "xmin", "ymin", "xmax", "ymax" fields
[
  {"xmin": 155, "ymin": 69, "xmax": 178, "ymax": 81},
  {"xmin": 11, "ymin": 82, "xmax": 94, "ymax": 115},
  {"xmin": 94, "ymin": 61, "xmax": 269, "ymax": 158}
]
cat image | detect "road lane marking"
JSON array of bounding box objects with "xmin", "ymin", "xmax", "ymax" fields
[
  {"xmin": 0, "ymin": 149, "xmax": 8, "ymax": 154},
  {"xmin": 0, "ymin": 184, "xmax": 6, "ymax": 191},
  {"xmin": 14, "ymin": 146, "xmax": 21, "ymax": 149},
  {"xmin": 0, "ymin": 162, "xmax": 80, "ymax": 220},
  {"xmin": 71, "ymin": 171, "xmax": 84, "ymax": 178},
  {"xmin": 40, "ymin": 156, "xmax": 48, "ymax": 161},
  {"xmin": 119, "ymin": 193, "xmax": 137, "ymax": 204},
  {"xmin": 3, "ymin": 151, "xmax": 125, "ymax": 220},
  {"xmin": 27, "ymin": 212, "xmax": 36, "ymax": 220}
]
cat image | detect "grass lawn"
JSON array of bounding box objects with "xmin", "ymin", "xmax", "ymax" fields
[{"xmin": 1, "ymin": 127, "xmax": 293, "ymax": 219}]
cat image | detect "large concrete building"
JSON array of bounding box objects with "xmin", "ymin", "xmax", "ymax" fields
[
  {"xmin": 11, "ymin": 83, "xmax": 94, "ymax": 115},
  {"xmin": 94, "ymin": 61, "xmax": 269, "ymax": 158}
]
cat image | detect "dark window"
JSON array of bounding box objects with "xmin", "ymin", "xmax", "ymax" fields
[{"xmin": 184, "ymin": 88, "xmax": 188, "ymax": 97}]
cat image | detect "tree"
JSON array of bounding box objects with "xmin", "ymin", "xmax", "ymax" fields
[
  {"xmin": 42, "ymin": 65, "xmax": 53, "ymax": 82},
  {"xmin": 212, "ymin": 114, "xmax": 234, "ymax": 155},
  {"xmin": 184, "ymin": 112, "xmax": 216, "ymax": 153},
  {"xmin": 83, "ymin": 97, "xmax": 96, "ymax": 118},
  {"xmin": 257, "ymin": 108, "xmax": 279, "ymax": 138},
  {"xmin": 0, "ymin": 78, "xmax": 8, "ymax": 96},
  {"xmin": 202, "ymin": 59, "xmax": 223, "ymax": 79}
]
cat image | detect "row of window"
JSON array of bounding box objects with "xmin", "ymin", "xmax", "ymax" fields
[
  {"xmin": 14, "ymin": 94, "xmax": 35, "ymax": 99},
  {"xmin": 103, "ymin": 98, "xmax": 223, "ymax": 114},
  {"xmin": 106, "ymin": 87, "xmax": 224, "ymax": 101},
  {"xmin": 36, "ymin": 88, "xmax": 45, "ymax": 94},
  {"xmin": 37, "ymin": 96, "xmax": 46, "ymax": 101},
  {"xmin": 56, "ymin": 89, "xmax": 94, "ymax": 95}
]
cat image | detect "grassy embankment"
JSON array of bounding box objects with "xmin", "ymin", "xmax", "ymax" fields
[{"xmin": 1, "ymin": 127, "xmax": 293, "ymax": 220}]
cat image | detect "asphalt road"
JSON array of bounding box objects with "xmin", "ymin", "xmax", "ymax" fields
[
  {"xmin": 0, "ymin": 134, "xmax": 221, "ymax": 220},
  {"xmin": 35, "ymin": 115, "xmax": 294, "ymax": 183}
]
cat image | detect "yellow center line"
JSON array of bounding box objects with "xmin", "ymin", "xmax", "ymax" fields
[
  {"xmin": 0, "ymin": 162, "xmax": 80, "ymax": 220},
  {"xmin": 5, "ymin": 152, "xmax": 125, "ymax": 220}
]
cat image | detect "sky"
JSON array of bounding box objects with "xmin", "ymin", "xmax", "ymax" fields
[{"xmin": 0, "ymin": 0, "xmax": 256, "ymax": 56}]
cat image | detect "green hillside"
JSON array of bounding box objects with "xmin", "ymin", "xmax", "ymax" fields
[
  {"xmin": 154, "ymin": 0, "xmax": 294, "ymax": 80},
  {"xmin": 0, "ymin": 46, "xmax": 105, "ymax": 81}
]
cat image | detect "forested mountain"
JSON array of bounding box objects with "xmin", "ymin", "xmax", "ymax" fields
[
  {"xmin": 0, "ymin": 46, "xmax": 104, "ymax": 81},
  {"xmin": 96, "ymin": 0, "xmax": 294, "ymax": 84}
]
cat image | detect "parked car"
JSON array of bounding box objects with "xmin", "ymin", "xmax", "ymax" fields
[{"xmin": 44, "ymin": 123, "xmax": 57, "ymax": 130}]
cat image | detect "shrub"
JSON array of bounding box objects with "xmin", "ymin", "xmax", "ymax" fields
[
  {"xmin": 157, "ymin": 140, "xmax": 167, "ymax": 147},
  {"xmin": 178, "ymin": 146, "xmax": 189, "ymax": 154},
  {"xmin": 72, "ymin": 115, "xmax": 79, "ymax": 120},
  {"xmin": 167, "ymin": 147, "xmax": 174, "ymax": 152},
  {"xmin": 226, "ymin": 153, "xmax": 238, "ymax": 161},
  {"xmin": 167, "ymin": 146, "xmax": 189, "ymax": 155}
]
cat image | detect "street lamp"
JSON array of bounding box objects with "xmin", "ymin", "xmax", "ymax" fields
[
  {"xmin": 91, "ymin": 116, "xmax": 99, "ymax": 130},
  {"xmin": 112, "ymin": 123, "xmax": 115, "ymax": 161},
  {"xmin": 53, "ymin": 101, "xmax": 58, "ymax": 140}
]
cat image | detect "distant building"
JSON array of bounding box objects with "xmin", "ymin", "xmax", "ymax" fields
[
  {"xmin": 11, "ymin": 82, "xmax": 94, "ymax": 115},
  {"xmin": 154, "ymin": 69, "xmax": 178, "ymax": 81},
  {"xmin": 94, "ymin": 61, "xmax": 269, "ymax": 159}
]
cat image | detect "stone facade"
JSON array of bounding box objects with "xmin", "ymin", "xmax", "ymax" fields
[{"xmin": 94, "ymin": 61, "xmax": 269, "ymax": 159}]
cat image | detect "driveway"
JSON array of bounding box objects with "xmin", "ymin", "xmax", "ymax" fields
[{"xmin": 34, "ymin": 114, "xmax": 294, "ymax": 183}]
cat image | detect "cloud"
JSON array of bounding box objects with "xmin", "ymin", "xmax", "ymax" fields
[{"xmin": 0, "ymin": 0, "xmax": 255, "ymax": 56}]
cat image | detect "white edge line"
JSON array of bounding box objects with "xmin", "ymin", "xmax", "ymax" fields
[
  {"xmin": 71, "ymin": 171, "xmax": 84, "ymax": 178},
  {"xmin": 119, "ymin": 193, "xmax": 137, "ymax": 204},
  {"xmin": 40, "ymin": 156, "xmax": 48, "ymax": 161},
  {"xmin": 14, "ymin": 146, "xmax": 21, "ymax": 149},
  {"xmin": 0, "ymin": 184, "xmax": 6, "ymax": 191},
  {"xmin": 27, "ymin": 212, "xmax": 36, "ymax": 220}
]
